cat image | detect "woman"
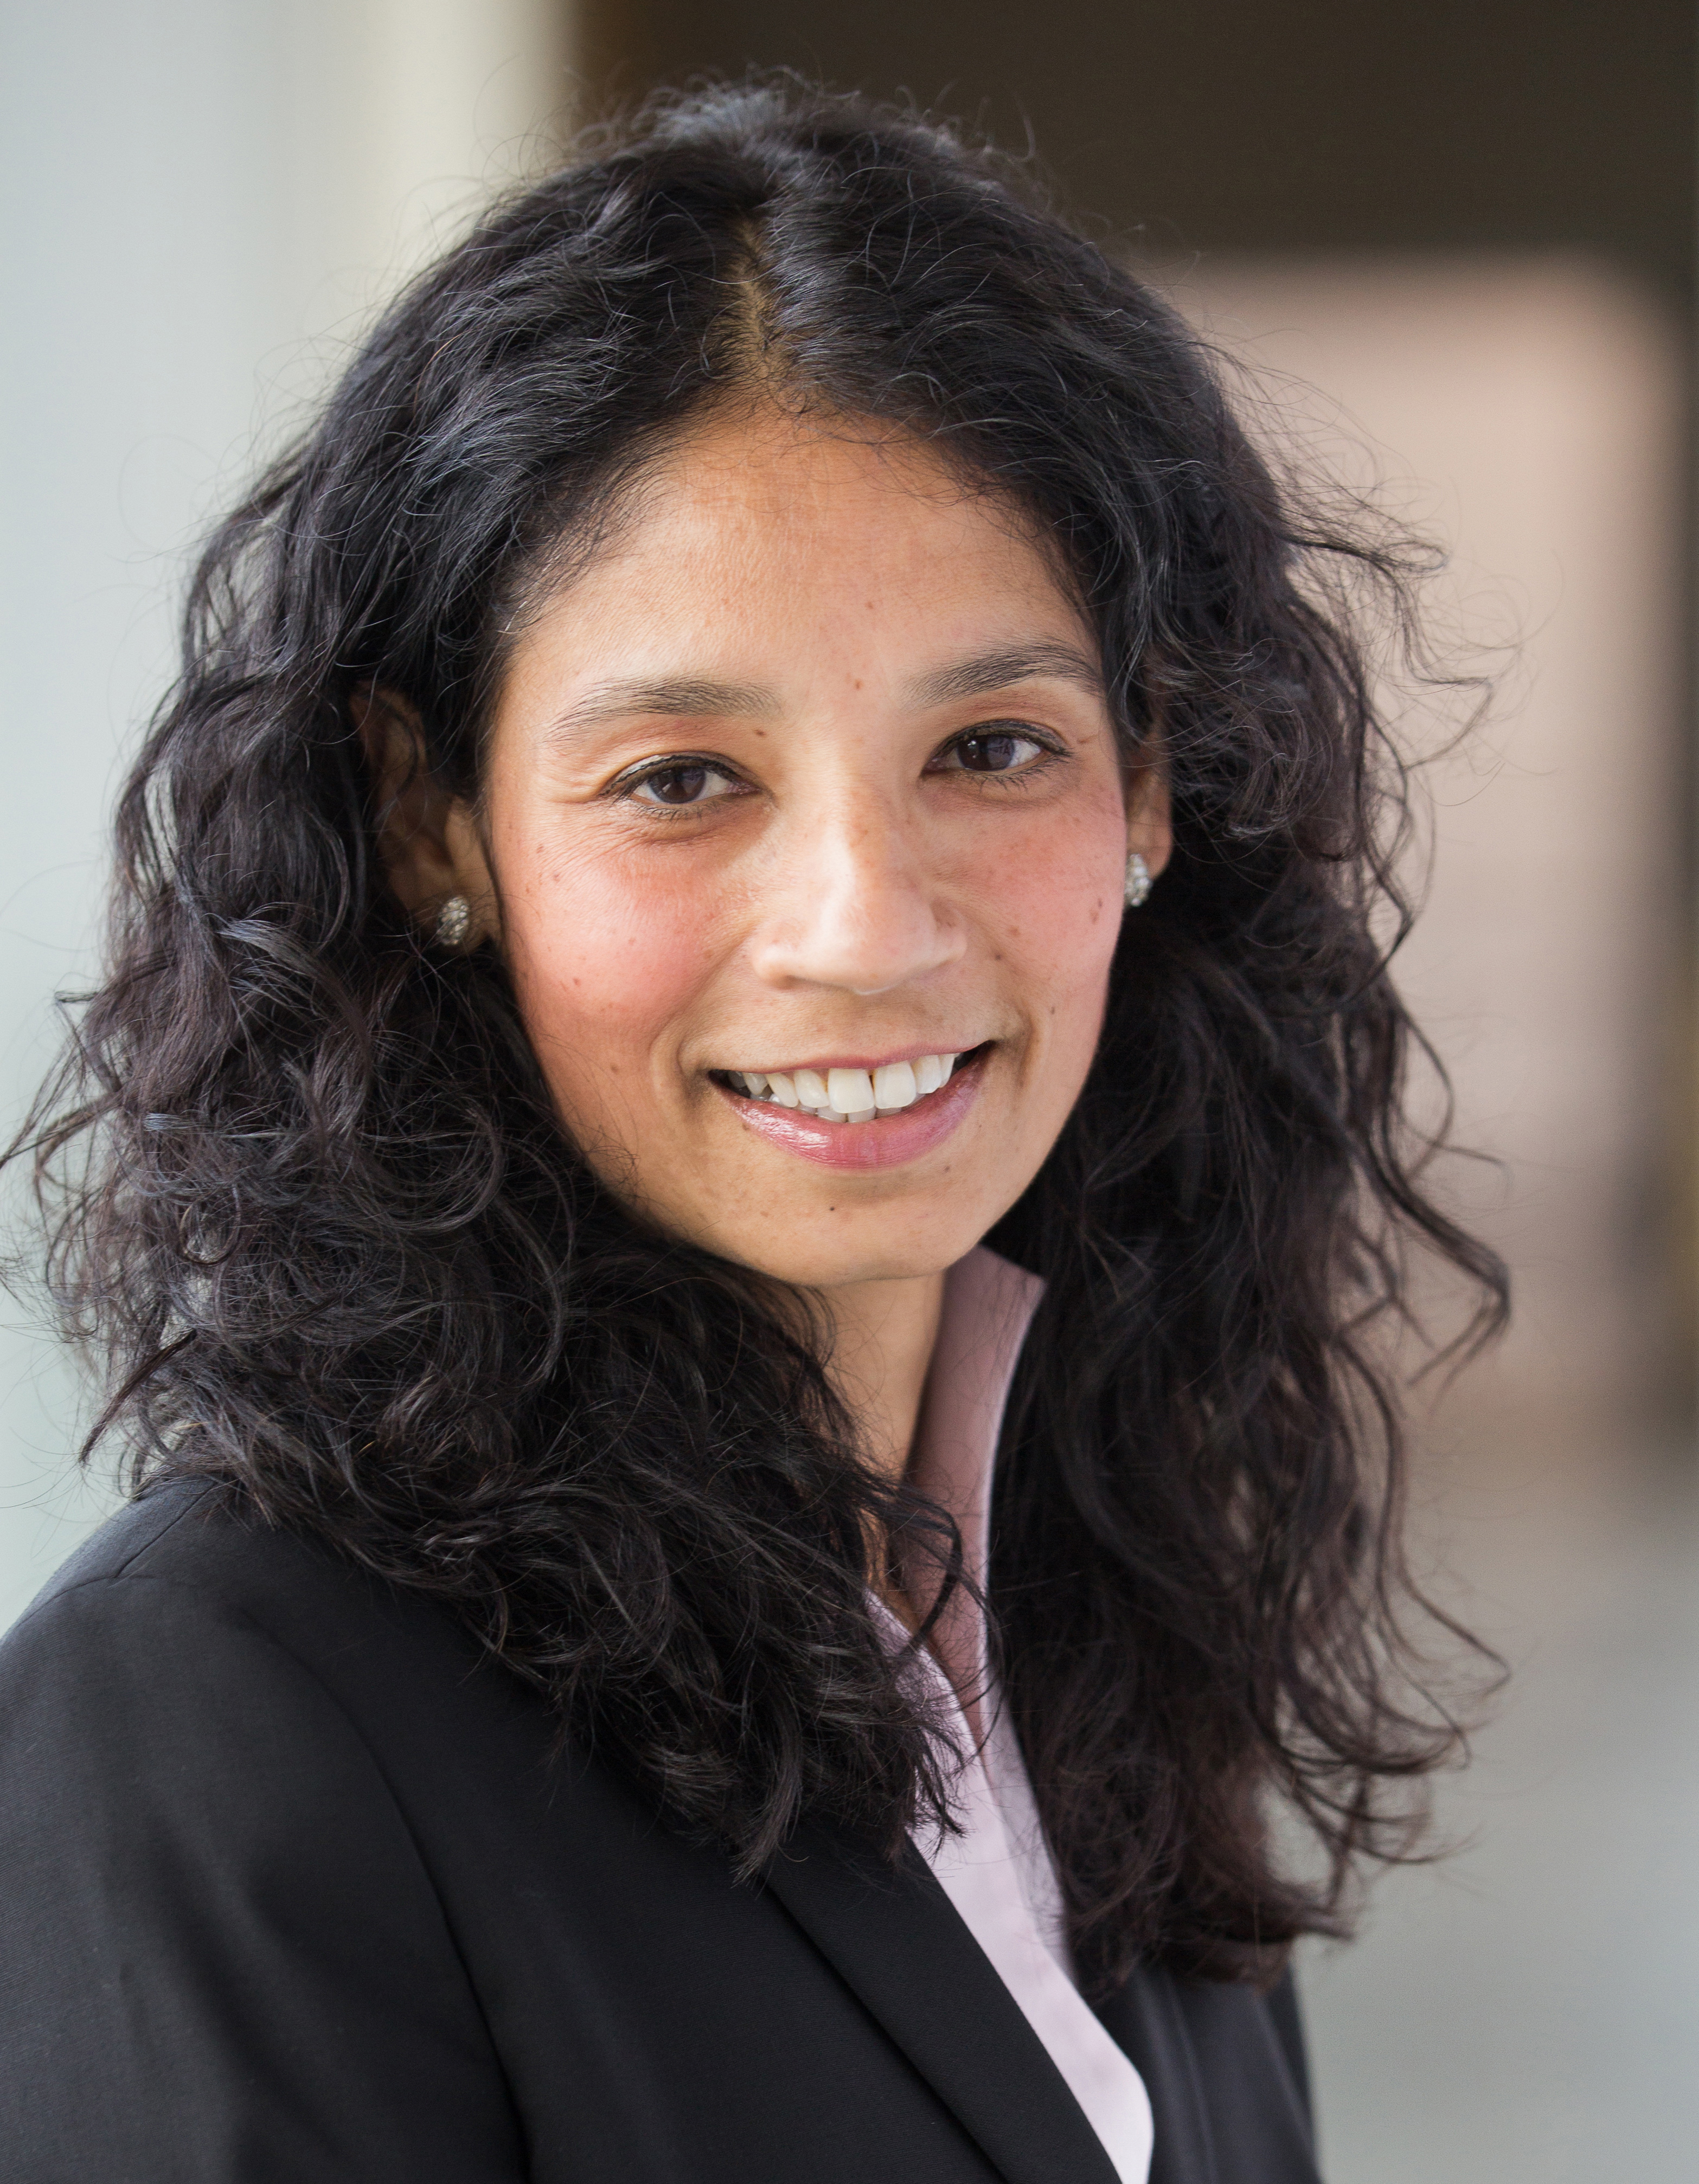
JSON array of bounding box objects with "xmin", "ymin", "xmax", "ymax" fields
[{"xmin": 0, "ymin": 82, "xmax": 1502, "ymax": 2184}]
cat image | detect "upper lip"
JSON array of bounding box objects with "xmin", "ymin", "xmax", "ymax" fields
[{"xmin": 713, "ymin": 1040, "xmax": 985, "ymax": 1077}]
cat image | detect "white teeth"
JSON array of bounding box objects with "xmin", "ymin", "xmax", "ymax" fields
[
  {"xmin": 873, "ymin": 1060, "xmax": 916, "ymax": 1112},
  {"xmin": 728, "ymin": 1051, "xmax": 966, "ymax": 1120},
  {"xmin": 826, "ymin": 1067, "xmax": 876, "ymax": 1115}
]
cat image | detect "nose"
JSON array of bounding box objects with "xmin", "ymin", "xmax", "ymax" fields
[{"xmin": 748, "ymin": 803, "xmax": 966, "ymax": 996}]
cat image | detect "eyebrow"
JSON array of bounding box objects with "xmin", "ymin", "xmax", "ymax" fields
[
  {"xmin": 905, "ymin": 642, "xmax": 1104, "ymax": 708},
  {"xmin": 541, "ymin": 677, "xmax": 778, "ymax": 747},
  {"xmin": 538, "ymin": 642, "xmax": 1104, "ymax": 749}
]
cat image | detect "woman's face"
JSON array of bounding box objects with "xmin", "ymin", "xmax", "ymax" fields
[{"xmin": 433, "ymin": 408, "xmax": 1168, "ymax": 1293}]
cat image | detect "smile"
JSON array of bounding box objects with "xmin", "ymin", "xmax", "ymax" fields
[
  {"xmin": 710, "ymin": 1046, "xmax": 991, "ymax": 1171},
  {"xmin": 717, "ymin": 1050, "xmax": 966, "ymax": 1124}
]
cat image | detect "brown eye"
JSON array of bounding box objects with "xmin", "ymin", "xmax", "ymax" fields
[
  {"xmin": 961, "ymin": 734, "xmax": 1023, "ymax": 772},
  {"xmin": 627, "ymin": 760, "xmax": 742, "ymax": 808},
  {"xmin": 645, "ymin": 764, "xmax": 709, "ymax": 804},
  {"xmin": 938, "ymin": 728, "xmax": 1048, "ymax": 775}
]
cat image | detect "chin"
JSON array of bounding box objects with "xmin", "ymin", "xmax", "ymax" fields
[{"xmin": 722, "ymin": 1218, "xmax": 986, "ymax": 1295}]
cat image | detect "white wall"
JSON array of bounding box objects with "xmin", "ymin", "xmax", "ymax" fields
[{"xmin": 0, "ymin": 0, "xmax": 569, "ymax": 1630}]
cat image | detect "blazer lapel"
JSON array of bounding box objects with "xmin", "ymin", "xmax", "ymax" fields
[
  {"xmin": 1097, "ymin": 1964, "xmax": 1322, "ymax": 2184},
  {"xmin": 1097, "ymin": 1967, "xmax": 1216, "ymax": 2184},
  {"xmin": 762, "ymin": 1821, "xmax": 1122, "ymax": 2184}
]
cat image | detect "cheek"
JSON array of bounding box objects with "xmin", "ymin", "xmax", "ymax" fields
[
  {"xmin": 498, "ymin": 839, "xmax": 715, "ymax": 1119},
  {"xmin": 982, "ymin": 797, "xmax": 1127, "ymax": 1049}
]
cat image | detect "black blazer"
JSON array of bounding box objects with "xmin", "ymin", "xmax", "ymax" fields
[{"xmin": 0, "ymin": 1481, "xmax": 1320, "ymax": 2183}]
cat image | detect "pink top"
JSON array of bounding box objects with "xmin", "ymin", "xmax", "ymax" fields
[{"xmin": 879, "ymin": 1246, "xmax": 1154, "ymax": 2184}]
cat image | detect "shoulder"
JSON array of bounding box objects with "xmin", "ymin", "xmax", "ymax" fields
[
  {"xmin": 0, "ymin": 1489, "xmax": 535, "ymax": 2177},
  {"xmin": 4, "ymin": 1482, "xmax": 403, "ymax": 1809},
  {"xmin": 0, "ymin": 1480, "xmax": 530, "ymax": 2040},
  {"xmin": 15, "ymin": 1474, "xmax": 405, "ymax": 1644},
  {"xmin": 8, "ymin": 1476, "xmax": 476, "ymax": 1700},
  {"xmin": 0, "ymin": 1479, "xmax": 511, "ymax": 1838}
]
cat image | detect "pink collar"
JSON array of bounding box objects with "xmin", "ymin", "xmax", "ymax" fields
[
  {"xmin": 899, "ymin": 1246, "xmax": 1044, "ymax": 1737},
  {"xmin": 887, "ymin": 1249, "xmax": 1157, "ymax": 2184}
]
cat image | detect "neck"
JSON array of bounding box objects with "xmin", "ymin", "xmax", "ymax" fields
[{"xmin": 820, "ymin": 1269, "xmax": 947, "ymax": 1489}]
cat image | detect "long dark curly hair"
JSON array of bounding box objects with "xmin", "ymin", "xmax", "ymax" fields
[{"xmin": 18, "ymin": 79, "xmax": 1504, "ymax": 1994}]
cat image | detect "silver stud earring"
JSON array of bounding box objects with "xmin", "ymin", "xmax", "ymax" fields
[
  {"xmin": 1124, "ymin": 852, "xmax": 1152, "ymax": 908},
  {"xmin": 434, "ymin": 894, "xmax": 471, "ymax": 949}
]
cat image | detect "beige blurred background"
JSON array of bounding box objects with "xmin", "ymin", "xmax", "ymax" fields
[
  {"xmin": 1186, "ymin": 258, "xmax": 1688, "ymax": 1459},
  {"xmin": 3, "ymin": 4, "xmax": 1694, "ymax": 2177}
]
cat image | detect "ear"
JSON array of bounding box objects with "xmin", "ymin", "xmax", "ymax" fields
[
  {"xmin": 352, "ymin": 686, "xmax": 499, "ymax": 946},
  {"xmin": 1125, "ymin": 749, "xmax": 1173, "ymax": 882}
]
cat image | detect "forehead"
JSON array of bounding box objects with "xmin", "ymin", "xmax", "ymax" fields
[{"xmin": 531, "ymin": 403, "xmax": 1084, "ymax": 641}]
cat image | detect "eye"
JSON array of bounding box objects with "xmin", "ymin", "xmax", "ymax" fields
[
  {"xmin": 931, "ymin": 724, "xmax": 1056, "ymax": 776},
  {"xmin": 621, "ymin": 759, "xmax": 747, "ymax": 808}
]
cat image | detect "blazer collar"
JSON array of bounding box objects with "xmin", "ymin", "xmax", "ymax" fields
[
  {"xmin": 765, "ymin": 1241, "xmax": 1320, "ymax": 2184},
  {"xmin": 761, "ymin": 1819, "xmax": 1123, "ymax": 2184}
]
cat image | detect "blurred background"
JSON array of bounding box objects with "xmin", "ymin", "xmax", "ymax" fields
[{"xmin": 2, "ymin": 3, "xmax": 1694, "ymax": 2176}]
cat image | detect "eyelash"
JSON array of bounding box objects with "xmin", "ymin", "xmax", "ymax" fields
[{"xmin": 610, "ymin": 722, "xmax": 1065, "ymax": 813}]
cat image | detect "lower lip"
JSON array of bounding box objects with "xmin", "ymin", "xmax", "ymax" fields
[{"xmin": 719, "ymin": 1053, "xmax": 987, "ymax": 1170}]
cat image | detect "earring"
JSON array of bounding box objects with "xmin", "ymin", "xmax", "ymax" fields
[
  {"xmin": 434, "ymin": 894, "xmax": 471, "ymax": 949},
  {"xmin": 1124, "ymin": 852, "xmax": 1152, "ymax": 908}
]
